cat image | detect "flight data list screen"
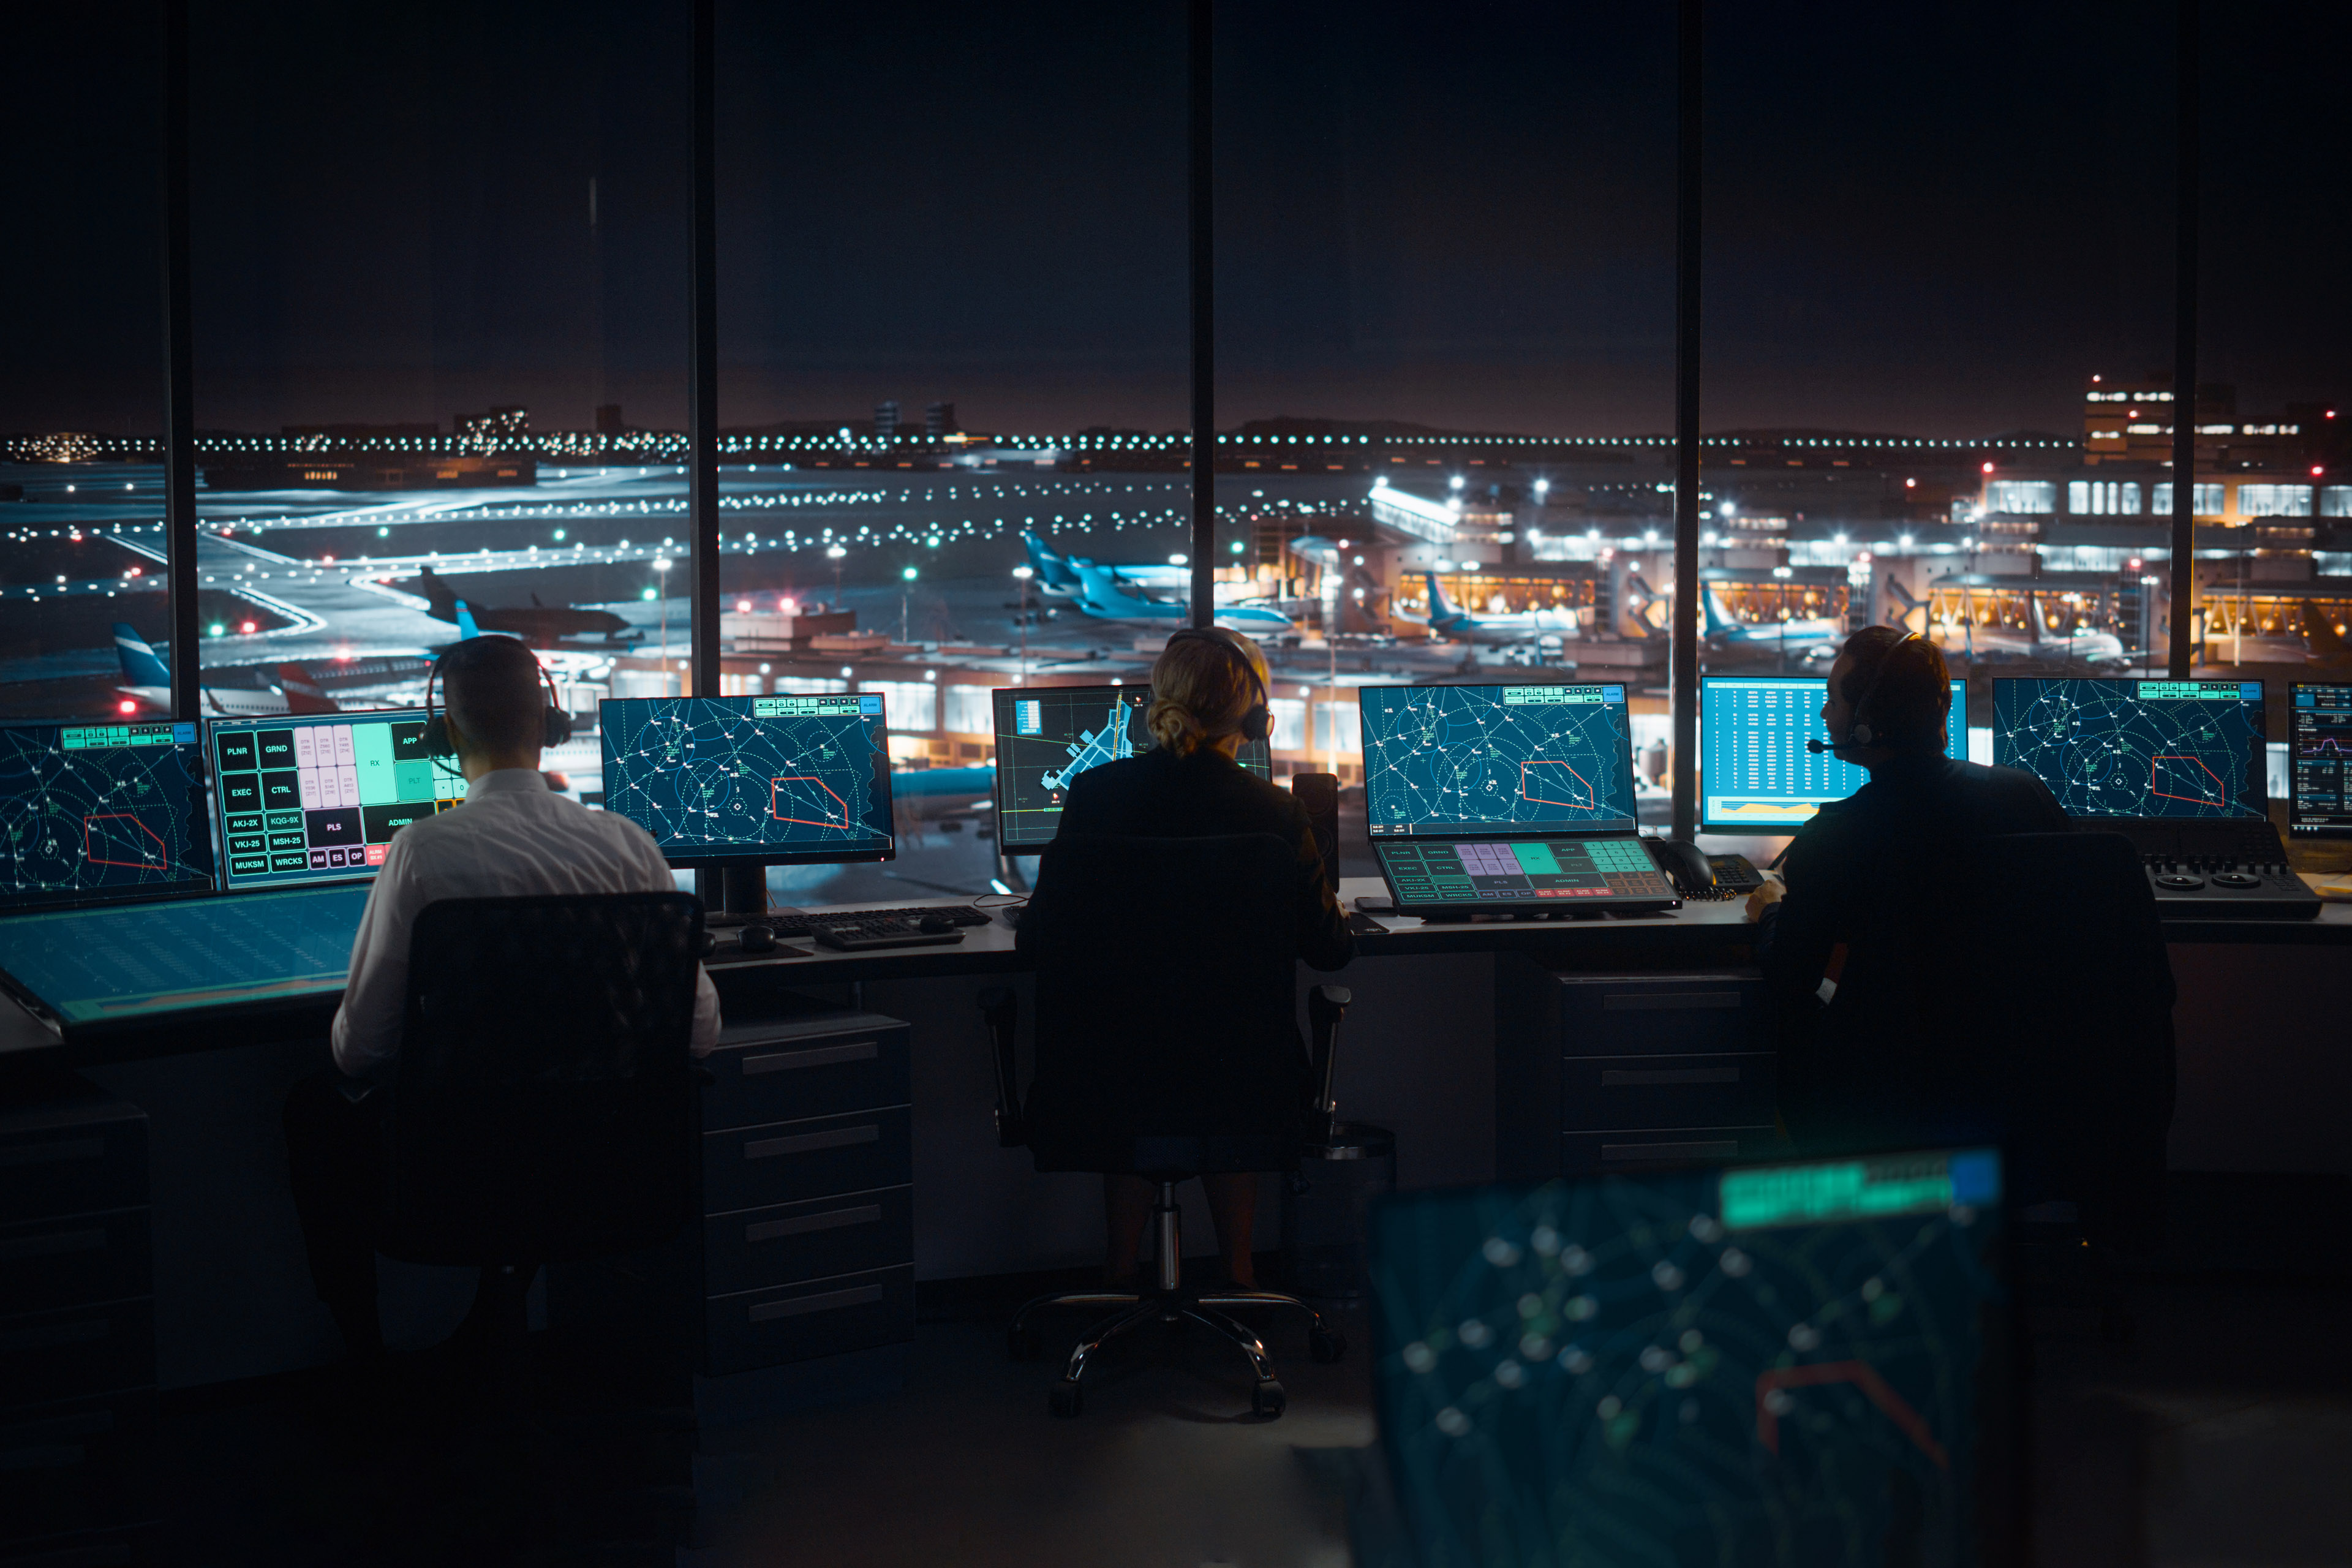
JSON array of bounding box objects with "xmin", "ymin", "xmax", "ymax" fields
[
  {"xmin": 1993, "ymin": 678, "xmax": 2266, "ymax": 820},
  {"xmin": 211, "ymin": 712, "xmax": 454, "ymax": 892},
  {"xmin": 990, "ymin": 684, "xmax": 1269, "ymax": 850},
  {"xmin": 1375, "ymin": 838, "xmax": 1670, "ymax": 909},
  {"xmin": 1702, "ymin": 678, "xmax": 1967, "ymax": 831},
  {"xmin": 601, "ymin": 694, "xmax": 894, "ymax": 864},
  {"xmin": 1360, "ymin": 685, "xmax": 1637, "ymax": 837},
  {"xmin": 0, "ymin": 722, "xmax": 214, "ymax": 911},
  {"xmin": 2290, "ymin": 683, "xmax": 2352, "ymax": 835}
]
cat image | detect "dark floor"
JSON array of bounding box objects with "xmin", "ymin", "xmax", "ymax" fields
[{"xmin": 100, "ymin": 1196, "xmax": 2352, "ymax": 1566}]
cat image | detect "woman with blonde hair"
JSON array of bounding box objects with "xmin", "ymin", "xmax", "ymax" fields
[{"xmin": 1019, "ymin": 626, "xmax": 1352, "ymax": 1289}]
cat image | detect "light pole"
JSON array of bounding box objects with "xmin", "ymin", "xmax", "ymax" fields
[
  {"xmin": 827, "ymin": 544, "xmax": 846, "ymax": 609},
  {"xmin": 1011, "ymin": 564, "xmax": 1033, "ymax": 685},
  {"xmin": 654, "ymin": 557, "xmax": 671, "ymax": 682},
  {"xmin": 900, "ymin": 565, "xmax": 918, "ymax": 646}
]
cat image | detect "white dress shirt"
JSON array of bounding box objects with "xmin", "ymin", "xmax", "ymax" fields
[{"xmin": 331, "ymin": 767, "xmax": 722, "ymax": 1077}]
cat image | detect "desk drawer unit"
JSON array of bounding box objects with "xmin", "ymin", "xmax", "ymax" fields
[
  {"xmin": 695, "ymin": 1009, "xmax": 914, "ymax": 1381},
  {"xmin": 1497, "ymin": 959, "xmax": 1779, "ymax": 1180}
]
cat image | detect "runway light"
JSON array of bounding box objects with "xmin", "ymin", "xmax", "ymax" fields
[
  {"xmin": 1167, "ymin": 553, "xmax": 1187, "ymax": 566},
  {"xmin": 1981, "ymin": 462, "xmax": 1995, "ymax": 474},
  {"xmin": 736, "ymin": 600, "xmax": 751, "ymax": 612},
  {"xmin": 641, "ymin": 587, "xmax": 657, "ymax": 600},
  {"xmin": 240, "ymin": 621, "xmax": 256, "ymax": 633},
  {"xmin": 118, "ymin": 700, "xmax": 137, "ymax": 715}
]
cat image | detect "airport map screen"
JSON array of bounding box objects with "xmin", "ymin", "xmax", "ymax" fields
[
  {"xmin": 1360, "ymin": 684, "xmax": 1637, "ymax": 837},
  {"xmin": 2290, "ymin": 683, "xmax": 2352, "ymax": 835},
  {"xmin": 990, "ymin": 684, "xmax": 1270, "ymax": 850},
  {"xmin": 1702, "ymin": 678, "xmax": 1967, "ymax": 832},
  {"xmin": 601, "ymin": 694, "xmax": 894, "ymax": 865},
  {"xmin": 1371, "ymin": 1148, "xmax": 2009, "ymax": 1567},
  {"xmin": 0, "ymin": 721, "xmax": 214, "ymax": 911},
  {"xmin": 1993, "ymin": 678, "xmax": 2266, "ymax": 820},
  {"xmin": 209, "ymin": 711, "xmax": 455, "ymax": 892},
  {"xmin": 0, "ymin": 884, "xmax": 368, "ymax": 1028},
  {"xmin": 1374, "ymin": 837, "xmax": 1672, "ymax": 911}
]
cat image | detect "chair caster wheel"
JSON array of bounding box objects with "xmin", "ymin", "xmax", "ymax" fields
[
  {"xmin": 1308, "ymin": 1326, "xmax": 1348, "ymax": 1364},
  {"xmin": 1008, "ymin": 1325, "xmax": 1043, "ymax": 1362},
  {"xmin": 1253, "ymin": 1379, "xmax": 1286, "ymax": 1420},
  {"xmin": 1049, "ymin": 1380, "xmax": 1084, "ymax": 1418}
]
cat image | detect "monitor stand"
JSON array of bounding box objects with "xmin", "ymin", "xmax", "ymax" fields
[{"xmin": 700, "ymin": 862, "xmax": 769, "ymax": 928}]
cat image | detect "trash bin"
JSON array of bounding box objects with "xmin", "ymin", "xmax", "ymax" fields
[{"xmin": 1282, "ymin": 1123, "xmax": 1396, "ymax": 1301}]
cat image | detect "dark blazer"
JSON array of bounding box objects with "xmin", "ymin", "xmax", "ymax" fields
[
  {"xmin": 1755, "ymin": 753, "xmax": 2072, "ymax": 1148},
  {"xmin": 1035, "ymin": 745, "xmax": 1354, "ymax": 973}
]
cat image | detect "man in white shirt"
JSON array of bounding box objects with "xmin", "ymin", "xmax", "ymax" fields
[{"xmin": 283, "ymin": 635, "xmax": 721, "ymax": 1362}]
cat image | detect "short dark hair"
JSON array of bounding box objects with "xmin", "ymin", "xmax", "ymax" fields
[
  {"xmin": 440, "ymin": 636, "xmax": 546, "ymax": 754},
  {"xmin": 1835, "ymin": 625, "xmax": 1951, "ymax": 752}
]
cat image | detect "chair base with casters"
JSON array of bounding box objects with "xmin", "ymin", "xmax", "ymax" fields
[
  {"xmin": 1006, "ymin": 1177, "xmax": 1346, "ymax": 1419},
  {"xmin": 980, "ymin": 979, "xmax": 1358, "ymax": 1420}
]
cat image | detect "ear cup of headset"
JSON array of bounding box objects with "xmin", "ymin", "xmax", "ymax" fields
[{"xmin": 421, "ymin": 715, "xmax": 454, "ymax": 758}]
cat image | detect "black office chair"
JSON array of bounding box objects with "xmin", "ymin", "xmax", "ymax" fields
[
  {"xmin": 1783, "ymin": 830, "xmax": 2173, "ymax": 1322},
  {"xmin": 377, "ymin": 892, "xmax": 703, "ymax": 1284},
  {"xmin": 979, "ymin": 832, "xmax": 1350, "ymax": 1419}
]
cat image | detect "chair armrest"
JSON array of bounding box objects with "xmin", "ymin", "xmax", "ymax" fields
[
  {"xmin": 977, "ymin": 986, "xmax": 1025, "ymax": 1148},
  {"xmin": 1306, "ymin": 984, "xmax": 1351, "ymax": 1142}
]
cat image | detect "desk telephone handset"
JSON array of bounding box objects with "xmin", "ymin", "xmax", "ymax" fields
[{"xmin": 1643, "ymin": 839, "xmax": 1765, "ymax": 899}]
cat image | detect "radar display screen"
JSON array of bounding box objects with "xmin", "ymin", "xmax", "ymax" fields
[
  {"xmin": 208, "ymin": 710, "xmax": 454, "ymax": 892},
  {"xmin": 1360, "ymin": 684, "xmax": 1636, "ymax": 837},
  {"xmin": 989, "ymin": 684, "xmax": 1271, "ymax": 849},
  {"xmin": 1993, "ymin": 677, "xmax": 2265, "ymax": 820},
  {"xmin": 601, "ymin": 694, "xmax": 894, "ymax": 865},
  {"xmin": 0, "ymin": 721, "xmax": 214, "ymax": 911},
  {"xmin": 1371, "ymin": 1148, "xmax": 2010, "ymax": 1568},
  {"xmin": 2290, "ymin": 683, "xmax": 2352, "ymax": 835},
  {"xmin": 1702, "ymin": 678, "xmax": 1967, "ymax": 832},
  {"xmin": 1374, "ymin": 837, "xmax": 1673, "ymax": 913}
]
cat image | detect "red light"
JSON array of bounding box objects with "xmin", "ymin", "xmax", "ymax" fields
[
  {"xmin": 239, "ymin": 621, "xmax": 257, "ymax": 634},
  {"xmin": 1904, "ymin": 477, "xmax": 1917, "ymax": 488},
  {"xmin": 736, "ymin": 600, "xmax": 752, "ymax": 613},
  {"xmin": 1981, "ymin": 462, "xmax": 1995, "ymax": 474},
  {"xmin": 2091, "ymin": 374, "xmax": 2101, "ymax": 383},
  {"xmin": 118, "ymin": 700, "xmax": 137, "ymax": 715}
]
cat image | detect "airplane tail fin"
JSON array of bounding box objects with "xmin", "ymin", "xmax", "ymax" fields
[
  {"xmin": 1022, "ymin": 531, "xmax": 1082, "ymax": 591},
  {"xmin": 1421, "ymin": 571, "xmax": 1460, "ymax": 624},
  {"xmin": 1698, "ymin": 586, "xmax": 1735, "ymax": 636},
  {"xmin": 276, "ymin": 664, "xmax": 338, "ymax": 714},
  {"xmin": 418, "ymin": 565, "xmax": 460, "ymax": 620},
  {"xmin": 113, "ymin": 624, "xmax": 173, "ymax": 688},
  {"xmin": 453, "ymin": 600, "xmax": 483, "ymax": 640}
]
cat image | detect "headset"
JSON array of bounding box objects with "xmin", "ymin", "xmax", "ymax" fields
[
  {"xmin": 1806, "ymin": 630, "xmax": 1922, "ymax": 755},
  {"xmin": 1164, "ymin": 628, "xmax": 1270, "ymax": 744},
  {"xmin": 420, "ymin": 643, "xmax": 574, "ymax": 763}
]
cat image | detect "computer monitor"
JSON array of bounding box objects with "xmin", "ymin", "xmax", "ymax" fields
[
  {"xmin": 1359, "ymin": 683, "xmax": 1637, "ymax": 838},
  {"xmin": 1370, "ymin": 1147, "xmax": 2013, "ymax": 1566},
  {"xmin": 989, "ymin": 683, "xmax": 1272, "ymax": 851},
  {"xmin": 1701, "ymin": 677, "xmax": 1968, "ymax": 833},
  {"xmin": 601, "ymin": 693, "xmax": 894, "ymax": 866},
  {"xmin": 0, "ymin": 720, "xmax": 214, "ymax": 911},
  {"xmin": 207, "ymin": 709, "xmax": 454, "ymax": 892},
  {"xmin": 2290, "ymin": 682, "xmax": 2352, "ymax": 836},
  {"xmin": 1992, "ymin": 677, "xmax": 2266, "ymax": 820}
]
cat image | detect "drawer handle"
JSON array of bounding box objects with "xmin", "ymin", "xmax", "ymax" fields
[
  {"xmin": 743, "ymin": 1041, "xmax": 880, "ymax": 1076},
  {"xmin": 0, "ymin": 1229, "xmax": 108, "ymax": 1263},
  {"xmin": 1600, "ymin": 993, "xmax": 1741, "ymax": 1011},
  {"xmin": 1600, "ymin": 1068, "xmax": 1740, "ymax": 1087},
  {"xmin": 745, "ymin": 1205, "xmax": 883, "ymax": 1243},
  {"xmin": 743, "ymin": 1125, "xmax": 880, "ymax": 1160},
  {"xmin": 1601, "ymin": 1139, "xmax": 1741, "ymax": 1162},
  {"xmin": 0, "ymin": 1319, "xmax": 110, "ymax": 1352},
  {"xmin": 0, "ymin": 1139, "xmax": 106, "ymax": 1167},
  {"xmin": 747, "ymin": 1282, "xmax": 885, "ymax": 1322}
]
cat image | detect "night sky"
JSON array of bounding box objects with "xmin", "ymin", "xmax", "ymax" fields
[{"xmin": 4, "ymin": 1, "xmax": 2345, "ymax": 440}]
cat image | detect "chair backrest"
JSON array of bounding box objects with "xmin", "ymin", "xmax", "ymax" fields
[
  {"xmin": 1018, "ymin": 833, "xmax": 1305, "ymax": 1174},
  {"xmin": 384, "ymin": 891, "xmax": 702, "ymax": 1264},
  {"xmin": 1929, "ymin": 832, "xmax": 2175, "ymax": 1239}
]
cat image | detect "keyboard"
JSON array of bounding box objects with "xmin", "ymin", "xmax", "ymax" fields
[
  {"xmin": 762, "ymin": 904, "xmax": 992, "ymax": 939},
  {"xmin": 807, "ymin": 918, "xmax": 966, "ymax": 952}
]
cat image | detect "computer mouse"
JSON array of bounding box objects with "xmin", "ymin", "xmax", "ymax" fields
[
  {"xmin": 739, "ymin": 924, "xmax": 776, "ymax": 954},
  {"xmin": 917, "ymin": 913, "xmax": 956, "ymax": 935},
  {"xmin": 697, "ymin": 931, "xmax": 717, "ymax": 959},
  {"xmin": 1645, "ymin": 837, "xmax": 1715, "ymax": 894}
]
